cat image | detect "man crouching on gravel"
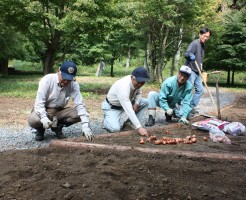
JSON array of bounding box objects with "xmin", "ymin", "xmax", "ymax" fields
[
  {"xmin": 101, "ymin": 66, "xmax": 149, "ymax": 137},
  {"xmin": 145, "ymin": 65, "xmax": 193, "ymax": 126},
  {"xmin": 28, "ymin": 61, "xmax": 94, "ymax": 141}
]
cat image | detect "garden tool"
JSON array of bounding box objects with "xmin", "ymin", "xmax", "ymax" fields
[{"xmin": 194, "ymin": 61, "xmax": 217, "ymax": 113}]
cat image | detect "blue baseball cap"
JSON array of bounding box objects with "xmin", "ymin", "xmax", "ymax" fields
[
  {"xmin": 60, "ymin": 61, "xmax": 77, "ymax": 81},
  {"xmin": 132, "ymin": 67, "xmax": 148, "ymax": 82}
]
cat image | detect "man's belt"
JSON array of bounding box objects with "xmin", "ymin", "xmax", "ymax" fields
[{"xmin": 106, "ymin": 98, "xmax": 122, "ymax": 110}]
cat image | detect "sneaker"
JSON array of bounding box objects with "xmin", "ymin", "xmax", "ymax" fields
[
  {"xmin": 145, "ymin": 115, "xmax": 155, "ymax": 127},
  {"xmin": 165, "ymin": 113, "xmax": 172, "ymax": 122},
  {"xmin": 35, "ymin": 129, "xmax": 45, "ymax": 141}
]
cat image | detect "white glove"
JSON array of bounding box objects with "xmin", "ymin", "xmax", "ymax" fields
[
  {"xmin": 178, "ymin": 117, "xmax": 189, "ymax": 125},
  {"xmin": 166, "ymin": 109, "xmax": 173, "ymax": 116},
  {"xmin": 82, "ymin": 123, "xmax": 94, "ymax": 141},
  {"xmin": 40, "ymin": 117, "xmax": 52, "ymax": 129}
]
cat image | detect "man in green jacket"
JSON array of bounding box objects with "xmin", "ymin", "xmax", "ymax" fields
[{"xmin": 145, "ymin": 65, "xmax": 193, "ymax": 126}]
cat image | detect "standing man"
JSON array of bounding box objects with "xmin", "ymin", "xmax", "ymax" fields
[
  {"xmin": 184, "ymin": 27, "xmax": 212, "ymax": 114},
  {"xmin": 145, "ymin": 65, "xmax": 193, "ymax": 126},
  {"xmin": 101, "ymin": 66, "xmax": 149, "ymax": 137},
  {"xmin": 28, "ymin": 61, "xmax": 94, "ymax": 141}
]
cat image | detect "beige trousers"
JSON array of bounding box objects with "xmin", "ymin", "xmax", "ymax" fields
[{"xmin": 28, "ymin": 107, "xmax": 80, "ymax": 129}]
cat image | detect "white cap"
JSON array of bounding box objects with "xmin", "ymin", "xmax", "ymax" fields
[{"xmin": 179, "ymin": 65, "xmax": 191, "ymax": 76}]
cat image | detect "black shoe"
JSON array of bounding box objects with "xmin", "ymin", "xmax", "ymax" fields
[
  {"xmin": 56, "ymin": 132, "xmax": 67, "ymax": 139},
  {"xmin": 191, "ymin": 108, "xmax": 199, "ymax": 115},
  {"xmin": 122, "ymin": 121, "xmax": 135, "ymax": 131},
  {"xmin": 165, "ymin": 113, "xmax": 172, "ymax": 122},
  {"xmin": 51, "ymin": 124, "xmax": 67, "ymax": 139},
  {"xmin": 145, "ymin": 115, "xmax": 155, "ymax": 127},
  {"xmin": 35, "ymin": 129, "xmax": 44, "ymax": 141}
]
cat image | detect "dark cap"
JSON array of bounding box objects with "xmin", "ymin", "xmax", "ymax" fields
[
  {"xmin": 132, "ymin": 67, "xmax": 148, "ymax": 82},
  {"xmin": 60, "ymin": 61, "xmax": 77, "ymax": 81}
]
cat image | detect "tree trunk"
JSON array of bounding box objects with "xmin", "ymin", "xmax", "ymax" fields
[
  {"xmin": 125, "ymin": 47, "xmax": 131, "ymax": 74},
  {"xmin": 227, "ymin": 69, "xmax": 231, "ymax": 85},
  {"xmin": 43, "ymin": 30, "xmax": 62, "ymax": 74},
  {"xmin": 110, "ymin": 59, "xmax": 114, "ymax": 77},
  {"xmin": 156, "ymin": 26, "xmax": 169, "ymax": 84},
  {"xmin": 232, "ymin": 66, "xmax": 235, "ymax": 85},
  {"xmin": 147, "ymin": 33, "xmax": 156, "ymax": 82},
  {"xmin": 171, "ymin": 27, "xmax": 183, "ymax": 76},
  {"xmin": 110, "ymin": 51, "xmax": 116, "ymax": 77},
  {"xmin": 144, "ymin": 47, "xmax": 149, "ymax": 71},
  {"xmin": 0, "ymin": 58, "xmax": 8, "ymax": 75},
  {"xmin": 95, "ymin": 59, "xmax": 106, "ymax": 77}
]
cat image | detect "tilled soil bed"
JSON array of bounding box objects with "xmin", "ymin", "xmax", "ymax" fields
[{"xmin": 0, "ymin": 95, "xmax": 246, "ymax": 200}]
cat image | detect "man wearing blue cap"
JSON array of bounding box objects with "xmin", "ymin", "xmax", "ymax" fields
[
  {"xmin": 28, "ymin": 61, "xmax": 94, "ymax": 141},
  {"xmin": 145, "ymin": 65, "xmax": 193, "ymax": 126},
  {"xmin": 101, "ymin": 66, "xmax": 149, "ymax": 137}
]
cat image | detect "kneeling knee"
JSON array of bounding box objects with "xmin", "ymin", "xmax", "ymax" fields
[{"xmin": 108, "ymin": 125, "xmax": 121, "ymax": 133}]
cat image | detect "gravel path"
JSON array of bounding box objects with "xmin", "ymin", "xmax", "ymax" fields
[{"xmin": 0, "ymin": 87, "xmax": 237, "ymax": 152}]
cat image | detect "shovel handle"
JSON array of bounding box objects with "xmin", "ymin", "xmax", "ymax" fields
[{"xmin": 194, "ymin": 61, "xmax": 217, "ymax": 112}]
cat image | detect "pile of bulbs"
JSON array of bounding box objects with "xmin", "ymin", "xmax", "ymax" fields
[{"xmin": 139, "ymin": 133, "xmax": 208, "ymax": 145}]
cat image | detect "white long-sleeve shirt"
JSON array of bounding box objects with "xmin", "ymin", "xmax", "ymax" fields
[
  {"xmin": 106, "ymin": 75, "xmax": 142, "ymax": 129},
  {"xmin": 34, "ymin": 73, "xmax": 89, "ymax": 123}
]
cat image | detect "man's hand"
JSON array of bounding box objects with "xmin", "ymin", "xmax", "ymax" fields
[
  {"xmin": 138, "ymin": 127, "xmax": 149, "ymax": 137},
  {"xmin": 82, "ymin": 123, "xmax": 94, "ymax": 141},
  {"xmin": 189, "ymin": 53, "xmax": 195, "ymax": 61},
  {"xmin": 178, "ymin": 117, "xmax": 189, "ymax": 125},
  {"xmin": 132, "ymin": 103, "xmax": 139, "ymax": 112},
  {"xmin": 166, "ymin": 109, "xmax": 173, "ymax": 116},
  {"xmin": 40, "ymin": 117, "xmax": 52, "ymax": 129}
]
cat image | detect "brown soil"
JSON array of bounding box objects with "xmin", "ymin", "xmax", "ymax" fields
[{"xmin": 0, "ymin": 94, "xmax": 246, "ymax": 200}]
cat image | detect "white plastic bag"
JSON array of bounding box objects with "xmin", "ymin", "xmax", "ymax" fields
[{"xmin": 223, "ymin": 122, "xmax": 245, "ymax": 136}]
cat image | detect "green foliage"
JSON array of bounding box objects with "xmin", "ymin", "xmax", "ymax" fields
[
  {"xmin": 207, "ymin": 70, "xmax": 246, "ymax": 88},
  {"xmin": 10, "ymin": 60, "xmax": 43, "ymax": 72},
  {"xmin": 0, "ymin": 75, "xmax": 40, "ymax": 98},
  {"xmin": 206, "ymin": 9, "xmax": 246, "ymax": 72},
  {"xmin": 0, "ymin": 0, "xmax": 244, "ymax": 83}
]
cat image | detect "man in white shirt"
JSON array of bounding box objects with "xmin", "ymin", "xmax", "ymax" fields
[
  {"xmin": 28, "ymin": 61, "xmax": 94, "ymax": 141},
  {"xmin": 101, "ymin": 67, "xmax": 149, "ymax": 137}
]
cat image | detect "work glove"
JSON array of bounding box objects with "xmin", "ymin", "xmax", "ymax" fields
[
  {"xmin": 178, "ymin": 117, "xmax": 189, "ymax": 125},
  {"xmin": 40, "ymin": 117, "xmax": 52, "ymax": 129},
  {"xmin": 166, "ymin": 109, "xmax": 173, "ymax": 116},
  {"xmin": 189, "ymin": 53, "xmax": 195, "ymax": 61},
  {"xmin": 82, "ymin": 123, "xmax": 94, "ymax": 141}
]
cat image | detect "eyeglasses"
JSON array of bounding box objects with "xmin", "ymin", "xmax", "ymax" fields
[
  {"xmin": 59, "ymin": 71, "xmax": 73, "ymax": 82},
  {"xmin": 178, "ymin": 72, "xmax": 189, "ymax": 79},
  {"xmin": 132, "ymin": 76, "xmax": 145, "ymax": 84}
]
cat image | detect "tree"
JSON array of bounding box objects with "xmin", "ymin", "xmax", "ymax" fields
[
  {"xmin": 0, "ymin": 19, "xmax": 34, "ymax": 75},
  {"xmin": 135, "ymin": 0, "xmax": 218, "ymax": 83},
  {"xmin": 206, "ymin": 4, "xmax": 246, "ymax": 85},
  {"xmin": 0, "ymin": 0, "xmax": 112, "ymax": 74},
  {"xmin": 217, "ymin": 11, "xmax": 246, "ymax": 84}
]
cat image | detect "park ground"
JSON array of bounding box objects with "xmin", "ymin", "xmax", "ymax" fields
[{"xmin": 0, "ymin": 89, "xmax": 246, "ymax": 199}]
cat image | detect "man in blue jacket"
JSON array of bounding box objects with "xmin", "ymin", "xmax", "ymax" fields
[{"xmin": 145, "ymin": 65, "xmax": 193, "ymax": 126}]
